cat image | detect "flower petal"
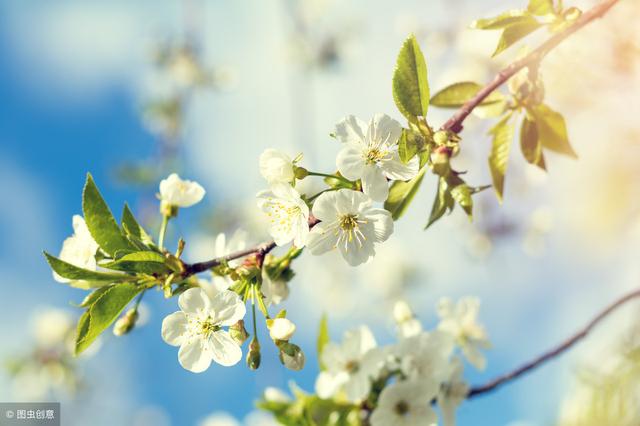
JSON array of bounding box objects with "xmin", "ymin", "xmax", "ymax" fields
[
  {"xmin": 361, "ymin": 165, "xmax": 389, "ymax": 202},
  {"xmin": 178, "ymin": 338, "xmax": 212, "ymax": 373},
  {"xmin": 209, "ymin": 330, "xmax": 242, "ymax": 366},
  {"xmin": 210, "ymin": 290, "xmax": 246, "ymax": 326},
  {"xmin": 382, "ymin": 154, "xmax": 419, "ymax": 181},
  {"xmin": 336, "ymin": 144, "xmax": 365, "ymax": 181},
  {"xmin": 179, "ymin": 287, "xmax": 211, "ymax": 314},
  {"xmin": 161, "ymin": 311, "xmax": 188, "ymax": 347},
  {"xmin": 365, "ymin": 208, "xmax": 394, "ymax": 243},
  {"xmin": 307, "ymin": 223, "xmax": 339, "ymax": 255},
  {"xmin": 334, "ymin": 115, "xmax": 367, "ymax": 145},
  {"xmin": 312, "ymin": 191, "xmax": 339, "ymax": 222},
  {"xmin": 368, "ymin": 113, "xmax": 402, "ymax": 147}
]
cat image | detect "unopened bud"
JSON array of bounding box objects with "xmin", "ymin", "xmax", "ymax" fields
[
  {"xmin": 277, "ymin": 342, "xmax": 305, "ymax": 371},
  {"xmin": 113, "ymin": 308, "xmax": 139, "ymax": 336},
  {"xmin": 430, "ymin": 147, "xmax": 451, "ymax": 176},
  {"xmin": 294, "ymin": 166, "xmax": 309, "ymax": 180},
  {"xmin": 268, "ymin": 318, "xmax": 296, "ymax": 341},
  {"xmin": 246, "ymin": 338, "xmax": 261, "ymax": 370},
  {"xmin": 433, "ymin": 130, "xmax": 449, "ymax": 146},
  {"xmin": 229, "ymin": 320, "xmax": 249, "ymax": 345}
]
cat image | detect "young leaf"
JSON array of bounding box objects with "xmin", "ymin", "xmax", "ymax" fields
[
  {"xmin": 520, "ymin": 115, "xmax": 546, "ymax": 170},
  {"xmin": 488, "ymin": 113, "xmax": 515, "ymax": 202},
  {"xmin": 44, "ymin": 252, "xmax": 129, "ymax": 284},
  {"xmin": 83, "ymin": 174, "xmax": 136, "ymax": 256},
  {"xmin": 425, "ymin": 177, "xmax": 454, "ymax": 229},
  {"xmin": 531, "ymin": 104, "xmax": 577, "ymax": 158},
  {"xmin": 100, "ymin": 251, "xmax": 170, "ymax": 275},
  {"xmin": 528, "ymin": 0, "xmax": 555, "ymax": 15},
  {"xmin": 397, "ymin": 128, "xmax": 426, "ymax": 163},
  {"xmin": 384, "ymin": 167, "xmax": 427, "ymax": 220},
  {"xmin": 121, "ymin": 204, "xmax": 142, "ymax": 240},
  {"xmin": 430, "ymin": 82, "xmax": 504, "ymax": 108},
  {"xmin": 317, "ymin": 314, "xmax": 329, "ymax": 371},
  {"xmin": 493, "ymin": 19, "xmax": 542, "ymax": 57},
  {"xmin": 471, "ymin": 10, "xmax": 532, "ymax": 30},
  {"xmin": 393, "ymin": 35, "xmax": 429, "ymax": 122},
  {"xmin": 447, "ymin": 174, "xmax": 474, "ymax": 219},
  {"xmin": 75, "ymin": 283, "xmax": 143, "ymax": 355},
  {"xmin": 74, "ymin": 286, "xmax": 113, "ymax": 308}
]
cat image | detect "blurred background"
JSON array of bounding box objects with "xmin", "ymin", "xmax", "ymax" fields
[{"xmin": 0, "ymin": 0, "xmax": 639, "ymax": 425}]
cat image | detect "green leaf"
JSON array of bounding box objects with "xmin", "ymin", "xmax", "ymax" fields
[
  {"xmin": 472, "ymin": 10, "xmax": 533, "ymax": 29},
  {"xmin": 44, "ymin": 252, "xmax": 128, "ymax": 285},
  {"xmin": 393, "ymin": 35, "xmax": 429, "ymax": 122},
  {"xmin": 531, "ymin": 104, "xmax": 577, "ymax": 158},
  {"xmin": 100, "ymin": 251, "xmax": 170, "ymax": 274},
  {"xmin": 397, "ymin": 128, "xmax": 426, "ymax": 163},
  {"xmin": 317, "ymin": 314, "xmax": 329, "ymax": 371},
  {"xmin": 493, "ymin": 19, "xmax": 542, "ymax": 57},
  {"xmin": 520, "ymin": 115, "xmax": 546, "ymax": 170},
  {"xmin": 447, "ymin": 174, "xmax": 473, "ymax": 219},
  {"xmin": 83, "ymin": 174, "xmax": 135, "ymax": 256},
  {"xmin": 528, "ymin": 0, "xmax": 555, "ymax": 15},
  {"xmin": 425, "ymin": 177, "xmax": 454, "ymax": 229},
  {"xmin": 430, "ymin": 82, "xmax": 504, "ymax": 108},
  {"xmin": 384, "ymin": 167, "xmax": 427, "ymax": 220},
  {"xmin": 121, "ymin": 204, "xmax": 142, "ymax": 239},
  {"xmin": 74, "ymin": 286, "xmax": 113, "ymax": 308},
  {"xmin": 488, "ymin": 113, "xmax": 515, "ymax": 202},
  {"xmin": 75, "ymin": 283, "xmax": 143, "ymax": 355}
]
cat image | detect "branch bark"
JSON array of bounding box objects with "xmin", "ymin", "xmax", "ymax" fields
[{"xmin": 467, "ymin": 287, "xmax": 640, "ymax": 398}]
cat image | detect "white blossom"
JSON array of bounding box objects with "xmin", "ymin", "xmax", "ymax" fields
[
  {"xmin": 315, "ymin": 326, "xmax": 387, "ymax": 402},
  {"xmin": 259, "ymin": 149, "xmax": 295, "ymax": 184},
  {"xmin": 437, "ymin": 357, "xmax": 469, "ymax": 426},
  {"xmin": 269, "ymin": 318, "xmax": 296, "ymax": 341},
  {"xmin": 54, "ymin": 215, "xmax": 99, "ymax": 287},
  {"xmin": 334, "ymin": 114, "xmax": 419, "ymax": 202},
  {"xmin": 307, "ymin": 189, "xmax": 393, "ymax": 266},
  {"xmin": 159, "ymin": 173, "xmax": 206, "ymax": 208},
  {"xmin": 199, "ymin": 231, "xmax": 248, "ymax": 299},
  {"xmin": 394, "ymin": 331, "xmax": 455, "ymax": 384},
  {"xmin": 162, "ymin": 288, "xmax": 246, "ymax": 372},
  {"xmin": 370, "ymin": 380, "xmax": 438, "ymax": 426},
  {"xmin": 257, "ymin": 184, "xmax": 309, "ymax": 247},
  {"xmin": 437, "ymin": 297, "xmax": 490, "ymax": 370},
  {"xmin": 31, "ymin": 308, "xmax": 73, "ymax": 348},
  {"xmin": 393, "ymin": 300, "xmax": 423, "ymax": 338}
]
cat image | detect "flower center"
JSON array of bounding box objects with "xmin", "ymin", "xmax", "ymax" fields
[
  {"xmin": 339, "ymin": 214, "xmax": 359, "ymax": 231},
  {"xmin": 197, "ymin": 317, "xmax": 220, "ymax": 338},
  {"xmin": 364, "ymin": 148, "xmax": 387, "ymax": 165},
  {"xmin": 345, "ymin": 360, "xmax": 360, "ymax": 373},
  {"xmin": 394, "ymin": 400, "xmax": 410, "ymax": 416}
]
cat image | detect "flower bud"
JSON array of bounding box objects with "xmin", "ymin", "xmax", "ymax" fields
[
  {"xmin": 433, "ymin": 130, "xmax": 449, "ymax": 146},
  {"xmin": 229, "ymin": 320, "xmax": 249, "ymax": 345},
  {"xmin": 268, "ymin": 318, "xmax": 296, "ymax": 341},
  {"xmin": 294, "ymin": 166, "xmax": 309, "ymax": 180},
  {"xmin": 430, "ymin": 146, "xmax": 451, "ymax": 176},
  {"xmin": 277, "ymin": 342, "xmax": 305, "ymax": 371},
  {"xmin": 246, "ymin": 338, "xmax": 261, "ymax": 370},
  {"xmin": 113, "ymin": 308, "xmax": 139, "ymax": 336}
]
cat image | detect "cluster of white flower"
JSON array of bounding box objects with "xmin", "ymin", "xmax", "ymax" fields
[
  {"xmin": 313, "ymin": 297, "xmax": 489, "ymax": 426},
  {"xmin": 257, "ymin": 113, "xmax": 418, "ymax": 266}
]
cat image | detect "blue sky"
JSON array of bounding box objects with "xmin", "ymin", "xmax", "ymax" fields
[{"xmin": 1, "ymin": 1, "xmax": 639, "ymax": 425}]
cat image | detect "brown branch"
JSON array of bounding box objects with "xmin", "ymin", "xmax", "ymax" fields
[
  {"xmin": 181, "ymin": 217, "xmax": 319, "ymax": 277},
  {"xmin": 441, "ymin": 0, "xmax": 620, "ymax": 133},
  {"xmin": 467, "ymin": 287, "xmax": 640, "ymax": 399}
]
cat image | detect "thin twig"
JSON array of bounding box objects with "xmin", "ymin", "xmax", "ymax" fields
[
  {"xmin": 441, "ymin": 0, "xmax": 620, "ymax": 133},
  {"xmin": 467, "ymin": 287, "xmax": 640, "ymax": 398}
]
